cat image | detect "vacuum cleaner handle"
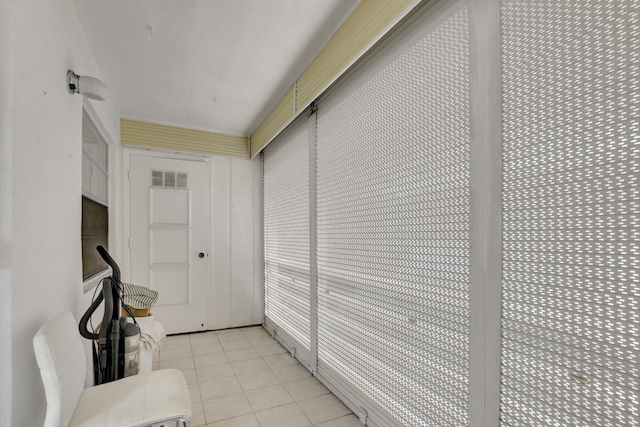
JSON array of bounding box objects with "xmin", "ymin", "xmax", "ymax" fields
[{"xmin": 97, "ymin": 245, "xmax": 120, "ymax": 282}]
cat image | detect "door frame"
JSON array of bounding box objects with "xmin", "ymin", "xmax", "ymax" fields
[{"xmin": 122, "ymin": 147, "xmax": 213, "ymax": 329}]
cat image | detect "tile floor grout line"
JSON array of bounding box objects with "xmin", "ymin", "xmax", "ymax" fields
[{"xmin": 157, "ymin": 326, "xmax": 357, "ymax": 427}]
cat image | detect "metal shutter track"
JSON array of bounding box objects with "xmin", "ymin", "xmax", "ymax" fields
[{"xmin": 263, "ymin": 120, "xmax": 312, "ymax": 365}]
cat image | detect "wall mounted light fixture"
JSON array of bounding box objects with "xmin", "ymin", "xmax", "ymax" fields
[{"xmin": 67, "ymin": 70, "xmax": 108, "ymax": 101}]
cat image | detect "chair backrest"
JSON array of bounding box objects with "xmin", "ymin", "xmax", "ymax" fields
[{"xmin": 33, "ymin": 311, "xmax": 87, "ymax": 427}]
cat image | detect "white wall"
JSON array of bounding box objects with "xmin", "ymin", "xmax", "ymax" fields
[
  {"xmin": 0, "ymin": 0, "xmax": 16, "ymax": 425},
  {"xmin": 5, "ymin": 1, "xmax": 260, "ymax": 423},
  {"xmin": 9, "ymin": 0, "xmax": 118, "ymax": 424},
  {"xmin": 211, "ymin": 156, "xmax": 263, "ymax": 329}
]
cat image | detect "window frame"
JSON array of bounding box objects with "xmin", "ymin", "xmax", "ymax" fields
[{"xmin": 81, "ymin": 110, "xmax": 110, "ymax": 284}]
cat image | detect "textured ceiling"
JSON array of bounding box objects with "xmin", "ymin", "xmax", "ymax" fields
[{"xmin": 73, "ymin": 0, "xmax": 360, "ymax": 136}]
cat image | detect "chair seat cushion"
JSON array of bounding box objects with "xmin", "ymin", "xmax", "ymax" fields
[{"xmin": 69, "ymin": 369, "xmax": 191, "ymax": 427}]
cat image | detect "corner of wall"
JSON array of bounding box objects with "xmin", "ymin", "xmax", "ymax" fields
[{"xmin": 252, "ymin": 156, "xmax": 264, "ymax": 325}]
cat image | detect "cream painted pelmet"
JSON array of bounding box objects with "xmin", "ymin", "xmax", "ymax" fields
[
  {"xmin": 121, "ymin": 119, "xmax": 249, "ymax": 158},
  {"xmin": 250, "ymin": 0, "xmax": 419, "ymax": 157},
  {"xmin": 250, "ymin": 85, "xmax": 295, "ymax": 158}
]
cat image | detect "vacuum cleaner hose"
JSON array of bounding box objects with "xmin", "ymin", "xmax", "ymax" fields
[
  {"xmin": 78, "ymin": 292, "xmax": 102, "ymax": 340},
  {"xmin": 78, "ymin": 245, "xmax": 119, "ymax": 340}
]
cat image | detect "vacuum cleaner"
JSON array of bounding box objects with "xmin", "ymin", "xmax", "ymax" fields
[{"xmin": 79, "ymin": 245, "xmax": 141, "ymax": 384}]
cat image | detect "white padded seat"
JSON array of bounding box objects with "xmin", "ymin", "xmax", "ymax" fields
[
  {"xmin": 34, "ymin": 311, "xmax": 191, "ymax": 427},
  {"xmin": 69, "ymin": 369, "xmax": 190, "ymax": 427}
]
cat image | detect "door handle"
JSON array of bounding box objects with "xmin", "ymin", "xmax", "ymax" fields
[{"xmin": 198, "ymin": 252, "xmax": 205, "ymax": 258}]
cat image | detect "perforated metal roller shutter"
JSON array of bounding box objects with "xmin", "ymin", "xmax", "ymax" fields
[
  {"xmin": 263, "ymin": 119, "xmax": 311, "ymax": 365},
  {"xmin": 316, "ymin": 5, "xmax": 471, "ymax": 426},
  {"xmin": 500, "ymin": 1, "xmax": 640, "ymax": 426}
]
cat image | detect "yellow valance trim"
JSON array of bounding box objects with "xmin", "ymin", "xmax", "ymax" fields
[
  {"xmin": 250, "ymin": 0, "xmax": 416, "ymax": 157},
  {"xmin": 296, "ymin": 0, "xmax": 414, "ymax": 110},
  {"xmin": 250, "ymin": 85, "xmax": 295, "ymax": 158},
  {"xmin": 121, "ymin": 119, "xmax": 249, "ymax": 158}
]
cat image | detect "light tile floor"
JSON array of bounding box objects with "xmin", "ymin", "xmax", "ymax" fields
[{"xmin": 153, "ymin": 326, "xmax": 363, "ymax": 427}]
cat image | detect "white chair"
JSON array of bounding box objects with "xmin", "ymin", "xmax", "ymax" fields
[{"xmin": 33, "ymin": 311, "xmax": 191, "ymax": 427}]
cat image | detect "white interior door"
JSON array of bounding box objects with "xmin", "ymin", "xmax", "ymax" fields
[{"xmin": 129, "ymin": 154, "xmax": 210, "ymax": 334}]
